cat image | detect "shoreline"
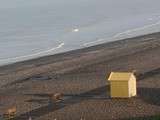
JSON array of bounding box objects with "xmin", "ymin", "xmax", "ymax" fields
[
  {"xmin": 0, "ymin": 32, "xmax": 160, "ymax": 119},
  {"xmin": 0, "ymin": 32, "xmax": 159, "ymax": 69}
]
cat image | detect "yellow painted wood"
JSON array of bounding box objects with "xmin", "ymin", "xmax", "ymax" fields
[
  {"xmin": 108, "ymin": 72, "xmax": 132, "ymax": 81},
  {"xmin": 108, "ymin": 72, "xmax": 137, "ymax": 98},
  {"xmin": 110, "ymin": 81, "xmax": 129, "ymax": 98},
  {"xmin": 129, "ymin": 74, "xmax": 137, "ymax": 96}
]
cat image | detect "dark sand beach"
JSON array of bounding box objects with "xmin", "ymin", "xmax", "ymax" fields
[{"xmin": 0, "ymin": 32, "xmax": 160, "ymax": 120}]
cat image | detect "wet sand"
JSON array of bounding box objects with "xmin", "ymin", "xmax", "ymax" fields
[{"xmin": 0, "ymin": 32, "xmax": 160, "ymax": 120}]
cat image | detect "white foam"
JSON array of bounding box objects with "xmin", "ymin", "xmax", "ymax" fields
[
  {"xmin": 83, "ymin": 20, "xmax": 160, "ymax": 47},
  {"xmin": 0, "ymin": 42, "xmax": 64, "ymax": 62},
  {"xmin": 113, "ymin": 20, "xmax": 160, "ymax": 38},
  {"xmin": 83, "ymin": 38, "xmax": 105, "ymax": 46}
]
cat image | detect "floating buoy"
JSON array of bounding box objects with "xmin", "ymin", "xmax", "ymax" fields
[{"xmin": 72, "ymin": 28, "xmax": 79, "ymax": 32}]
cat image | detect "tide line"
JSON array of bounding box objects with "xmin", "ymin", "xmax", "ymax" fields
[
  {"xmin": 113, "ymin": 20, "xmax": 160, "ymax": 38},
  {"xmin": 83, "ymin": 20, "xmax": 160, "ymax": 47},
  {"xmin": 0, "ymin": 42, "xmax": 65, "ymax": 62},
  {"xmin": 83, "ymin": 38, "xmax": 105, "ymax": 46}
]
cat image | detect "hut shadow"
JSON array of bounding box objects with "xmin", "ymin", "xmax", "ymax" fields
[
  {"xmin": 136, "ymin": 67, "xmax": 160, "ymax": 106},
  {"xmin": 14, "ymin": 86, "xmax": 160, "ymax": 119},
  {"xmin": 138, "ymin": 87, "xmax": 160, "ymax": 106},
  {"xmin": 119, "ymin": 115, "xmax": 160, "ymax": 120},
  {"xmin": 115, "ymin": 87, "xmax": 160, "ymax": 120},
  {"xmin": 137, "ymin": 68, "xmax": 160, "ymax": 81},
  {"xmin": 15, "ymin": 85, "xmax": 110, "ymax": 120}
]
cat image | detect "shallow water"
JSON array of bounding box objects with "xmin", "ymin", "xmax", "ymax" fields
[{"xmin": 1, "ymin": 0, "xmax": 160, "ymax": 65}]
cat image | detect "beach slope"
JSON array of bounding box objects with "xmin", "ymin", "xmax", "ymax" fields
[{"xmin": 0, "ymin": 33, "xmax": 160, "ymax": 120}]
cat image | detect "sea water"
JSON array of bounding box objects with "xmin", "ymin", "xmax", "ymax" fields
[{"xmin": 0, "ymin": 0, "xmax": 160, "ymax": 65}]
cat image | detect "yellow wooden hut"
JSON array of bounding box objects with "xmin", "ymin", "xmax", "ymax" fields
[{"xmin": 108, "ymin": 72, "xmax": 137, "ymax": 98}]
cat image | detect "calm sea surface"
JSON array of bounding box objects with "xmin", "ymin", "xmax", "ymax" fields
[{"xmin": 1, "ymin": 0, "xmax": 160, "ymax": 65}]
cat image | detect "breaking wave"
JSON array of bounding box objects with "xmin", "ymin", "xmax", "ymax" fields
[
  {"xmin": 0, "ymin": 42, "xmax": 64, "ymax": 63},
  {"xmin": 83, "ymin": 19, "xmax": 160, "ymax": 47}
]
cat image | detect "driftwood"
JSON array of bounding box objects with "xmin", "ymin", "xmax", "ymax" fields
[
  {"xmin": 3, "ymin": 106, "xmax": 16, "ymax": 119},
  {"xmin": 49, "ymin": 93, "xmax": 63, "ymax": 102},
  {"xmin": 6, "ymin": 107, "xmax": 16, "ymax": 114}
]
